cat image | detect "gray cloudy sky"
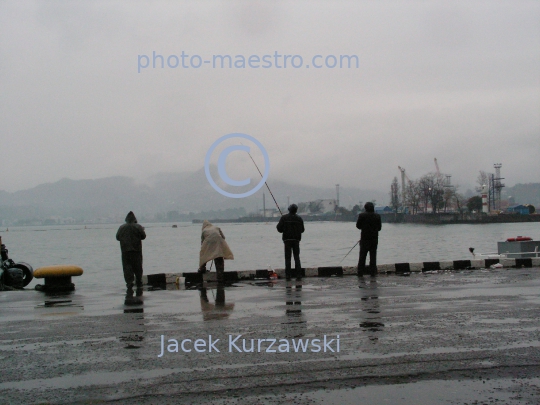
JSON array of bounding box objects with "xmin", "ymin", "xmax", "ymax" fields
[{"xmin": 1, "ymin": 0, "xmax": 539, "ymax": 194}]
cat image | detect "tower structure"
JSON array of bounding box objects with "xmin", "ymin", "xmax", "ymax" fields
[
  {"xmin": 445, "ymin": 175, "xmax": 452, "ymax": 188},
  {"xmin": 398, "ymin": 166, "xmax": 406, "ymax": 206},
  {"xmin": 481, "ymin": 184, "xmax": 489, "ymax": 214},
  {"xmin": 493, "ymin": 163, "xmax": 505, "ymax": 211}
]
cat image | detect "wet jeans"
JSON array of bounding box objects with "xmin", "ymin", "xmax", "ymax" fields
[
  {"xmin": 200, "ymin": 257, "xmax": 225, "ymax": 282},
  {"xmin": 121, "ymin": 250, "xmax": 143, "ymax": 288},
  {"xmin": 358, "ymin": 239, "xmax": 378, "ymax": 275},
  {"xmin": 214, "ymin": 257, "xmax": 225, "ymax": 283},
  {"xmin": 284, "ymin": 240, "xmax": 302, "ymax": 279}
]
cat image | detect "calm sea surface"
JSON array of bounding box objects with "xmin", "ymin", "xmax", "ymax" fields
[{"xmin": 1, "ymin": 221, "xmax": 538, "ymax": 290}]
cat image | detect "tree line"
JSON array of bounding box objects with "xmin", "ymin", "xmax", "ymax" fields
[{"xmin": 389, "ymin": 172, "xmax": 481, "ymax": 214}]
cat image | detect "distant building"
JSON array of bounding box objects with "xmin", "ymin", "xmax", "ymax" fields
[
  {"xmin": 259, "ymin": 209, "xmax": 280, "ymax": 217},
  {"xmin": 505, "ymin": 205, "xmax": 530, "ymax": 215},
  {"xmin": 374, "ymin": 206, "xmax": 393, "ymax": 214},
  {"xmin": 320, "ymin": 199, "xmax": 337, "ymax": 213}
]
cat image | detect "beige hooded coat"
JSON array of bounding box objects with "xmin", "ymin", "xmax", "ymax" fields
[{"xmin": 199, "ymin": 220, "xmax": 234, "ymax": 267}]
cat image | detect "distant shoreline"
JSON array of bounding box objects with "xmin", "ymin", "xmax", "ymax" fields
[{"xmin": 193, "ymin": 213, "xmax": 540, "ymax": 225}]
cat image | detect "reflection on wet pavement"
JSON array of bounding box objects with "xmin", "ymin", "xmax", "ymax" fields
[
  {"xmin": 2, "ymin": 268, "xmax": 540, "ymax": 404},
  {"xmin": 199, "ymin": 285, "xmax": 235, "ymax": 321},
  {"xmin": 358, "ymin": 277, "xmax": 384, "ymax": 341},
  {"xmin": 283, "ymin": 280, "xmax": 306, "ymax": 338}
]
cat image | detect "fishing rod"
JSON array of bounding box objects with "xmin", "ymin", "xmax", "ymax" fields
[
  {"xmin": 339, "ymin": 240, "xmax": 360, "ymax": 264},
  {"xmin": 244, "ymin": 148, "xmax": 283, "ymax": 216}
]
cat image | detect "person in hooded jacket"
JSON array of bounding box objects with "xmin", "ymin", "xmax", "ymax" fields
[
  {"xmin": 116, "ymin": 211, "xmax": 146, "ymax": 289},
  {"xmin": 277, "ymin": 204, "xmax": 305, "ymax": 280},
  {"xmin": 356, "ymin": 202, "xmax": 382, "ymax": 276},
  {"xmin": 199, "ymin": 220, "xmax": 234, "ymax": 283}
]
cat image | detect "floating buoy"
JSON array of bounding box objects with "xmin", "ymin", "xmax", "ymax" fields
[{"xmin": 34, "ymin": 265, "xmax": 83, "ymax": 292}]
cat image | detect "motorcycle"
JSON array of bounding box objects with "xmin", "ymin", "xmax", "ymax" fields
[{"xmin": 0, "ymin": 240, "xmax": 33, "ymax": 290}]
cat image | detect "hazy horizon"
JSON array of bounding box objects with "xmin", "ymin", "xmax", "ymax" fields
[
  {"xmin": 1, "ymin": 1, "xmax": 538, "ymax": 195},
  {"xmin": 2, "ymin": 163, "xmax": 538, "ymax": 197}
]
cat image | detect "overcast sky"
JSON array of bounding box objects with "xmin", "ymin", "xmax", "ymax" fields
[{"xmin": 1, "ymin": 1, "xmax": 539, "ymax": 194}]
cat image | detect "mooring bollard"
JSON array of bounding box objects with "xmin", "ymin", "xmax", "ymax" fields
[{"xmin": 34, "ymin": 265, "xmax": 83, "ymax": 292}]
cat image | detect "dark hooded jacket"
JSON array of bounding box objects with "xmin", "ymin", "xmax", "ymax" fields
[
  {"xmin": 116, "ymin": 211, "xmax": 146, "ymax": 252},
  {"xmin": 277, "ymin": 213, "xmax": 305, "ymax": 241},
  {"xmin": 356, "ymin": 203, "xmax": 381, "ymax": 241}
]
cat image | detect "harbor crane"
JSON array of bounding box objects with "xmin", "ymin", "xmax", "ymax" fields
[
  {"xmin": 434, "ymin": 158, "xmax": 452, "ymax": 187},
  {"xmin": 397, "ymin": 166, "xmax": 411, "ymax": 205},
  {"xmin": 434, "ymin": 158, "xmax": 440, "ymax": 176}
]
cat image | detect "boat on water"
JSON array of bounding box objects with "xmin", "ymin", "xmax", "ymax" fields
[{"xmin": 469, "ymin": 236, "xmax": 540, "ymax": 259}]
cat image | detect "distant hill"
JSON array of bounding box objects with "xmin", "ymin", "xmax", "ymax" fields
[
  {"xmin": 505, "ymin": 183, "xmax": 540, "ymax": 207},
  {"xmin": 0, "ymin": 167, "xmax": 387, "ymax": 224}
]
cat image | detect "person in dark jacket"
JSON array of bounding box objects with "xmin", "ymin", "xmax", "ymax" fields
[
  {"xmin": 356, "ymin": 202, "xmax": 382, "ymax": 276},
  {"xmin": 116, "ymin": 211, "xmax": 146, "ymax": 289},
  {"xmin": 277, "ymin": 204, "xmax": 305, "ymax": 280}
]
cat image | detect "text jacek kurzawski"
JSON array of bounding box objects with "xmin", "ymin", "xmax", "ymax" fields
[{"xmin": 157, "ymin": 334, "xmax": 340, "ymax": 357}]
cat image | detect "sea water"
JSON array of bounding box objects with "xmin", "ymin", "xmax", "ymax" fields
[{"xmin": 1, "ymin": 221, "xmax": 538, "ymax": 290}]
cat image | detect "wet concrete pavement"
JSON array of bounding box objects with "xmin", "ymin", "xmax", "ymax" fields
[{"xmin": 1, "ymin": 268, "xmax": 540, "ymax": 404}]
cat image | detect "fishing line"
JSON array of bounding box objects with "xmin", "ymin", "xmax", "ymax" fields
[
  {"xmin": 339, "ymin": 240, "xmax": 360, "ymax": 264},
  {"xmin": 242, "ymin": 145, "xmax": 283, "ymax": 216}
]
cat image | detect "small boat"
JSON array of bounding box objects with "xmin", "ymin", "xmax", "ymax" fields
[
  {"xmin": 468, "ymin": 247, "xmax": 506, "ymax": 259},
  {"xmin": 469, "ymin": 247, "xmax": 540, "ymax": 259}
]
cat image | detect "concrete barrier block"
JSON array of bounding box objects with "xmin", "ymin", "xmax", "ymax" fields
[
  {"xmin": 395, "ymin": 263, "xmax": 411, "ymax": 273},
  {"xmin": 532, "ymin": 258, "xmax": 540, "ymax": 267},
  {"xmin": 409, "ymin": 263, "xmax": 423, "ymax": 272},
  {"xmin": 305, "ymin": 267, "xmax": 318, "ymax": 277},
  {"xmin": 165, "ymin": 273, "xmax": 182, "ymax": 284},
  {"xmin": 146, "ymin": 273, "xmax": 167, "ymax": 286},
  {"xmin": 342, "ymin": 266, "xmax": 357, "ymax": 275},
  {"xmin": 224, "ymin": 271, "xmax": 239, "ymax": 282},
  {"xmin": 377, "ymin": 264, "xmax": 394, "ymax": 273},
  {"xmin": 183, "ymin": 272, "xmax": 203, "ymax": 284},
  {"xmin": 452, "ymin": 260, "xmax": 471, "ymax": 270},
  {"xmin": 470, "ymin": 259, "xmax": 485, "ymax": 269},
  {"xmin": 484, "ymin": 258, "xmax": 500, "ymax": 268},
  {"xmin": 500, "ymin": 258, "xmax": 516, "ymax": 268},
  {"xmin": 318, "ymin": 267, "xmax": 343, "ymax": 277},
  {"xmin": 237, "ymin": 270, "xmax": 255, "ymax": 280},
  {"xmin": 255, "ymin": 269, "xmax": 270, "ymax": 279},
  {"xmin": 515, "ymin": 258, "xmax": 533, "ymax": 268},
  {"xmin": 274, "ymin": 268, "xmax": 286, "ymax": 278},
  {"xmin": 440, "ymin": 261, "xmax": 453, "ymax": 270},
  {"xmin": 423, "ymin": 262, "xmax": 441, "ymax": 271}
]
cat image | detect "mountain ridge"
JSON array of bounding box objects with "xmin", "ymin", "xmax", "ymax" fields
[{"xmin": 0, "ymin": 167, "xmax": 388, "ymax": 223}]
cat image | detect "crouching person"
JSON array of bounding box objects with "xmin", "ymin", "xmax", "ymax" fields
[{"xmin": 199, "ymin": 220, "xmax": 234, "ymax": 283}]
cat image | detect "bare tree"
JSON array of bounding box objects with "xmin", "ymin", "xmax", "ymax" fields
[
  {"xmin": 443, "ymin": 186, "xmax": 455, "ymax": 212},
  {"xmin": 476, "ymin": 170, "xmax": 489, "ymax": 191},
  {"xmin": 417, "ymin": 175, "xmax": 433, "ymax": 213},
  {"xmin": 404, "ymin": 179, "xmax": 421, "ymax": 214},
  {"xmin": 453, "ymin": 193, "xmax": 467, "ymax": 219},
  {"xmin": 417, "ymin": 173, "xmax": 446, "ymax": 213}
]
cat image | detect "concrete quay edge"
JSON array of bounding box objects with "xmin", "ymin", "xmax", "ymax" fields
[{"xmin": 142, "ymin": 257, "xmax": 540, "ymax": 285}]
